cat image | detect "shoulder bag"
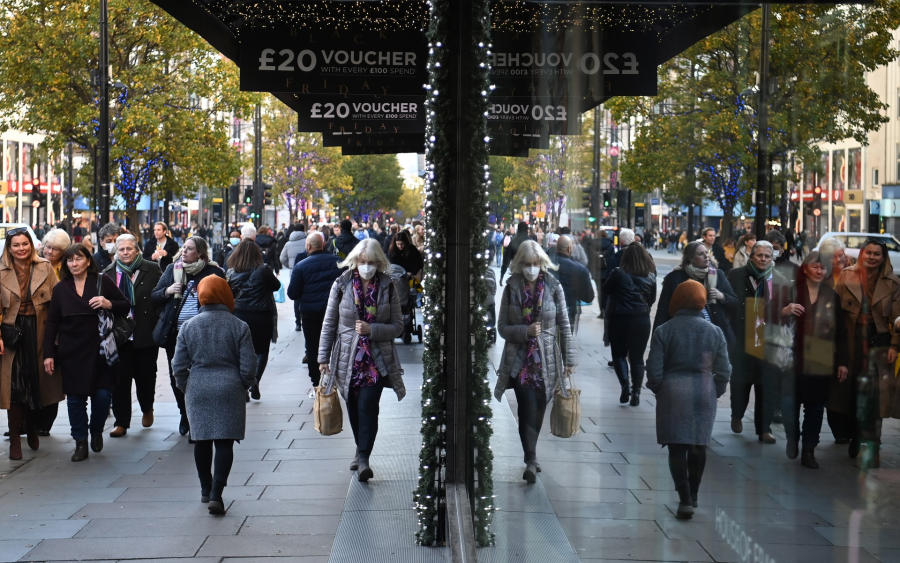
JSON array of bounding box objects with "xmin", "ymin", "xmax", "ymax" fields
[
  {"xmin": 314, "ymin": 375, "xmax": 344, "ymax": 436},
  {"xmin": 550, "ymin": 372, "xmax": 581, "ymax": 438},
  {"xmin": 98, "ymin": 274, "xmax": 135, "ymax": 347},
  {"xmin": 152, "ymin": 280, "xmax": 193, "ymax": 348}
]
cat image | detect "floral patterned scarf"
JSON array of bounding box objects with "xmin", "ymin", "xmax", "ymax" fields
[
  {"xmin": 518, "ymin": 274, "xmax": 545, "ymax": 388},
  {"xmin": 351, "ymin": 270, "xmax": 381, "ymax": 387}
]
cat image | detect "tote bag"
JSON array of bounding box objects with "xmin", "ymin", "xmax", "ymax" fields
[
  {"xmin": 314, "ymin": 377, "xmax": 343, "ymax": 436},
  {"xmin": 550, "ymin": 374, "xmax": 581, "ymax": 438}
]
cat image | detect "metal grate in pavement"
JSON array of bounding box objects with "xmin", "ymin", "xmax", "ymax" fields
[{"xmin": 344, "ymin": 478, "xmax": 418, "ymax": 512}]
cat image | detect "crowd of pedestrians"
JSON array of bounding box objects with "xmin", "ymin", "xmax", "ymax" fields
[
  {"xmin": 4, "ymin": 214, "xmax": 898, "ymax": 524},
  {"xmin": 492, "ymin": 219, "xmax": 899, "ymax": 521}
]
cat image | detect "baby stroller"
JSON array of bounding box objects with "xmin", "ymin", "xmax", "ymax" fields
[
  {"xmin": 388, "ymin": 264, "xmax": 423, "ymax": 344},
  {"xmin": 484, "ymin": 268, "xmax": 497, "ymax": 344}
]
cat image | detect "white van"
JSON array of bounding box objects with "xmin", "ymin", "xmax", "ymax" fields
[{"xmin": 814, "ymin": 232, "xmax": 900, "ymax": 275}]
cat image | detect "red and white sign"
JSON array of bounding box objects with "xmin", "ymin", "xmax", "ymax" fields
[
  {"xmin": 790, "ymin": 189, "xmax": 842, "ymax": 202},
  {"xmin": 609, "ymin": 147, "xmax": 619, "ymax": 157},
  {"xmin": 7, "ymin": 181, "xmax": 62, "ymax": 194}
]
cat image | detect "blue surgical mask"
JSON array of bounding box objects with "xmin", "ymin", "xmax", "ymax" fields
[{"xmin": 230, "ymin": 238, "xmax": 240, "ymax": 246}]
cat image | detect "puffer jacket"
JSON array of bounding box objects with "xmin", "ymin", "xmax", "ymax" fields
[
  {"xmin": 494, "ymin": 272, "xmax": 577, "ymax": 404},
  {"xmin": 602, "ymin": 267, "xmax": 657, "ymax": 315},
  {"xmin": 280, "ymin": 230, "xmax": 308, "ymax": 269},
  {"xmin": 317, "ymin": 270, "xmax": 405, "ymax": 401},
  {"xmin": 228, "ymin": 264, "xmax": 281, "ymax": 312},
  {"xmin": 255, "ymin": 234, "xmax": 279, "ymax": 269}
]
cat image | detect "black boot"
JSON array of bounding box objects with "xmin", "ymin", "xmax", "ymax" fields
[
  {"xmin": 613, "ymin": 358, "xmax": 629, "ymax": 404},
  {"xmin": 800, "ymin": 448, "xmax": 819, "ymax": 469},
  {"xmin": 90, "ymin": 432, "xmax": 103, "ymax": 453},
  {"xmin": 350, "ymin": 449, "xmax": 360, "ymax": 471},
  {"xmin": 179, "ymin": 414, "xmax": 190, "ymax": 436},
  {"xmin": 675, "ymin": 486, "xmax": 694, "ymax": 519},
  {"xmin": 199, "ymin": 473, "xmax": 213, "ymax": 503},
  {"xmin": 208, "ymin": 480, "xmax": 226, "ymax": 515},
  {"xmin": 630, "ymin": 367, "xmax": 644, "ymax": 407},
  {"xmin": 71, "ymin": 440, "xmax": 89, "ymax": 462},
  {"xmin": 357, "ymin": 455, "xmax": 373, "ymax": 482}
]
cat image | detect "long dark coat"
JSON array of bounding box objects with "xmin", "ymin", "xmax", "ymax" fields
[
  {"xmin": 788, "ymin": 280, "xmax": 842, "ymax": 405},
  {"xmin": 102, "ymin": 260, "xmax": 162, "ymax": 349},
  {"xmin": 43, "ymin": 274, "xmax": 131, "ymax": 396}
]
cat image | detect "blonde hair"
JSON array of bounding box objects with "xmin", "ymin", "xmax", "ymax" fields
[
  {"xmin": 510, "ymin": 240, "xmax": 558, "ymax": 274},
  {"xmin": 42, "ymin": 228, "xmax": 71, "ymax": 251},
  {"xmin": 339, "ymin": 238, "xmax": 391, "ymax": 273}
]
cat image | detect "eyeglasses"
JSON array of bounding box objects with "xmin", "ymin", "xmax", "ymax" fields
[{"xmin": 5, "ymin": 227, "xmax": 28, "ymax": 238}]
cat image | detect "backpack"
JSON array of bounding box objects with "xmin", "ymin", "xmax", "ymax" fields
[
  {"xmin": 330, "ymin": 238, "xmax": 346, "ymax": 259},
  {"xmin": 494, "ymin": 232, "xmax": 504, "ymax": 246}
]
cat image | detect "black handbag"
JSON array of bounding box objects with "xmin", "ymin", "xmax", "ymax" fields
[
  {"xmin": 98, "ymin": 274, "xmax": 135, "ymax": 347},
  {"xmin": 0, "ymin": 323, "xmax": 22, "ymax": 349},
  {"xmin": 1, "ymin": 265, "xmax": 34, "ymax": 349},
  {"xmin": 152, "ymin": 280, "xmax": 193, "ymax": 348}
]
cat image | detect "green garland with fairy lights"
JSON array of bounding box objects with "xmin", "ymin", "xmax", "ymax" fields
[{"xmin": 414, "ymin": 0, "xmax": 495, "ymax": 548}]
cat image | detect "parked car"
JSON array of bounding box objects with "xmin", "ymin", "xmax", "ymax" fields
[
  {"xmin": 814, "ymin": 232, "xmax": 900, "ymax": 275},
  {"xmin": 0, "ymin": 224, "xmax": 42, "ymax": 254}
]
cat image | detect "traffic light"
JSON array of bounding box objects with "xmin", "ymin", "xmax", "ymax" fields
[
  {"xmin": 31, "ymin": 180, "xmax": 43, "ymax": 208},
  {"xmin": 244, "ymin": 188, "xmax": 253, "ymax": 205},
  {"xmin": 602, "ymin": 191, "xmax": 611, "ymax": 208},
  {"xmin": 812, "ymin": 186, "xmax": 823, "ymax": 215},
  {"xmin": 581, "ymin": 186, "xmax": 591, "ymax": 208},
  {"xmin": 263, "ymin": 184, "xmax": 273, "ymax": 206},
  {"xmin": 229, "ymin": 184, "xmax": 240, "ymax": 204}
]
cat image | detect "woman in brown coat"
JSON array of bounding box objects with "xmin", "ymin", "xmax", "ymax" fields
[
  {"xmin": 832, "ymin": 239, "xmax": 900, "ymax": 468},
  {"xmin": 0, "ymin": 228, "xmax": 61, "ymax": 459}
]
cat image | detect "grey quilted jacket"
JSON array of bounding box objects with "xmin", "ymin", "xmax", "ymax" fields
[
  {"xmin": 317, "ymin": 269, "xmax": 406, "ymax": 401},
  {"xmin": 494, "ymin": 272, "xmax": 577, "ymax": 404}
]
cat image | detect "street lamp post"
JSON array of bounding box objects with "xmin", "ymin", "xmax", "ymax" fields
[
  {"xmin": 97, "ymin": 0, "xmax": 111, "ymax": 225},
  {"xmin": 754, "ymin": 4, "xmax": 771, "ymax": 238}
]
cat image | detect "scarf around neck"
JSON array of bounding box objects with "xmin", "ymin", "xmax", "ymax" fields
[
  {"xmin": 182, "ymin": 259, "xmax": 207, "ymax": 276},
  {"xmin": 747, "ymin": 262, "xmax": 774, "ymax": 281},
  {"xmin": 684, "ymin": 264, "xmax": 718, "ymax": 303},
  {"xmin": 115, "ymin": 254, "xmax": 143, "ymax": 306}
]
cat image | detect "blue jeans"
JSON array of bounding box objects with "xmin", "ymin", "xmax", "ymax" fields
[
  {"xmin": 67, "ymin": 388, "xmax": 112, "ymax": 441},
  {"xmin": 668, "ymin": 242, "xmax": 676, "ymax": 253}
]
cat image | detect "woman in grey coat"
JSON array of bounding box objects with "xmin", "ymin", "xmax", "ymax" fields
[
  {"xmin": 318, "ymin": 239, "xmax": 404, "ymax": 482},
  {"xmin": 646, "ymin": 280, "xmax": 731, "ymax": 520},
  {"xmin": 173, "ymin": 276, "xmax": 257, "ymax": 515},
  {"xmin": 495, "ymin": 240, "xmax": 577, "ymax": 484}
]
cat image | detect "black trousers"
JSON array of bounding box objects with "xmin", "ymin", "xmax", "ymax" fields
[
  {"xmin": 37, "ymin": 403, "xmax": 59, "ymax": 433},
  {"xmin": 609, "ymin": 313, "xmax": 651, "ymax": 384},
  {"xmin": 668, "ymin": 444, "xmax": 706, "ymax": 497},
  {"xmin": 165, "ymin": 345, "xmax": 187, "ymax": 418},
  {"xmin": 301, "ymin": 310, "xmax": 326, "ymax": 387},
  {"xmin": 512, "ymin": 378, "xmax": 547, "ymax": 462},
  {"xmin": 294, "ymin": 299, "xmax": 302, "ymax": 327},
  {"xmin": 112, "ymin": 343, "xmax": 159, "ymax": 428},
  {"xmin": 730, "ymin": 355, "xmax": 780, "ymax": 436},
  {"xmin": 347, "ymin": 384, "xmax": 384, "ymax": 457},
  {"xmin": 194, "ymin": 439, "xmax": 235, "ymax": 485}
]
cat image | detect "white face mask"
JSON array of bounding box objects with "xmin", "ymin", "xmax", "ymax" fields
[
  {"xmin": 772, "ymin": 250, "xmax": 781, "ymax": 259},
  {"xmin": 358, "ymin": 264, "xmax": 376, "ymax": 280},
  {"xmin": 523, "ymin": 266, "xmax": 540, "ymax": 281},
  {"xmin": 105, "ymin": 242, "xmax": 116, "ymax": 255}
]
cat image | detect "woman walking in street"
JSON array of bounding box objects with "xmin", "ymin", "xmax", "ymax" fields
[
  {"xmin": 227, "ymin": 241, "xmax": 280, "ymax": 400},
  {"xmin": 43, "ymin": 244, "xmax": 130, "ymax": 461},
  {"xmin": 173, "ymin": 276, "xmax": 257, "ymax": 514},
  {"xmin": 646, "ymin": 280, "xmax": 731, "ymax": 519},
  {"xmin": 654, "ymin": 241, "xmax": 737, "ymax": 351},
  {"xmin": 34, "ymin": 228, "xmax": 70, "ymax": 436},
  {"xmin": 817, "ymin": 237, "xmax": 853, "ymax": 443},
  {"xmin": 731, "ymin": 234, "xmax": 756, "ymax": 270},
  {"xmin": 103, "ymin": 234, "xmax": 163, "ymax": 438},
  {"xmin": 494, "ymin": 240, "xmax": 577, "ymax": 483},
  {"xmin": 602, "ymin": 244, "xmax": 657, "ymax": 406},
  {"xmin": 782, "ymin": 251, "xmax": 842, "ymax": 469},
  {"xmin": 318, "ymin": 239, "xmax": 405, "ymax": 482},
  {"xmin": 0, "ymin": 228, "xmax": 62, "ymax": 459},
  {"xmin": 832, "ymin": 239, "xmax": 900, "ymax": 468},
  {"xmin": 389, "ymin": 230, "xmax": 425, "ymax": 282},
  {"xmin": 152, "ymin": 236, "xmax": 225, "ymax": 437}
]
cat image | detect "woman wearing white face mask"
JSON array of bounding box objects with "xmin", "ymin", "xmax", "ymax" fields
[
  {"xmin": 494, "ymin": 240, "xmax": 577, "ymax": 483},
  {"xmin": 318, "ymin": 239, "xmax": 404, "ymax": 482}
]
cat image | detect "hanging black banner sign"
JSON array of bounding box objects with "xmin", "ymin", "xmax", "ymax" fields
[
  {"xmin": 293, "ymin": 95, "xmax": 426, "ymax": 135},
  {"xmin": 239, "ymin": 29, "xmax": 428, "ymax": 96}
]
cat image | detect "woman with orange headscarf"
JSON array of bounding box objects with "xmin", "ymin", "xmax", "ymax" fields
[
  {"xmin": 646, "ymin": 280, "xmax": 732, "ymax": 520},
  {"xmin": 172, "ymin": 275, "xmax": 257, "ymax": 515}
]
